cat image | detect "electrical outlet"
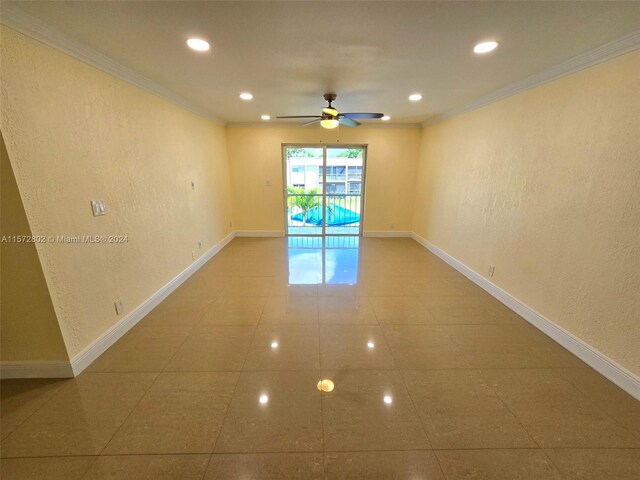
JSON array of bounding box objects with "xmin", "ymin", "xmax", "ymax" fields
[
  {"xmin": 198, "ymin": 240, "xmax": 202, "ymax": 249},
  {"xmin": 488, "ymin": 264, "xmax": 495, "ymax": 277},
  {"xmin": 114, "ymin": 299, "xmax": 124, "ymax": 315},
  {"xmin": 389, "ymin": 223, "xmax": 395, "ymax": 230},
  {"xmin": 191, "ymin": 181, "xmax": 196, "ymax": 190},
  {"xmin": 265, "ymin": 179, "xmax": 271, "ymax": 187},
  {"xmin": 90, "ymin": 199, "xmax": 106, "ymax": 216}
]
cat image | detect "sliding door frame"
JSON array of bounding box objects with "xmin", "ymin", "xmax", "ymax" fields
[{"xmin": 282, "ymin": 143, "xmax": 368, "ymax": 237}]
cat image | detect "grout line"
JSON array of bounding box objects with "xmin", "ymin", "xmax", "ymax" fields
[
  {"xmin": 95, "ymin": 371, "xmax": 163, "ymax": 457},
  {"xmin": 316, "ymin": 283, "xmax": 326, "ymax": 479},
  {"xmin": 551, "ymin": 366, "xmax": 640, "ymax": 443},
  {"xmin": 208, "ymin": 296, "xmax": 266, "ymax": 455},
  {"xmin": 475, "ymin": 371, "xmax": 570, "ymax": 480},
  {"xmin": 95, "ymin": 310, "xmax": 201, "ymax": 457},
  {"xmin": 432, "ymin": 450, "xmax": 451, "ymax": 480},
  {"xmin": 78, "ymin": 455, "xmax": 100, "ymax": 480},
  {"xmin": 377, "ymin": 323, "xmax": 438, "ymax": 456},
  {"xmin": 3, "ymin": 446, "xmax": 640, "ymax": 461},
  {"xmin": 477, "ymin": 370, "xmax": 541, "ymax": 448},
  {"xmin": 199, "ymin": 453, "xmax": 214, "ymax": 480},
  {"xmin": 80, "ymin": 365, "xmax": 563, "ymax": 374},
  {"xmin": 0, "ymin": 379, "xmax": 71, "ymax": 444}
]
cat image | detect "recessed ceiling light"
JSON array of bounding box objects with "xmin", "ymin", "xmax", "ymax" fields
[
  {"xmin": 381, "ymin": 115, "xmax": 390, "ymax": 121},
  {"xmin": 383, "ymin": 395, "xmax": 393, "ymax": 405},
  {"xmin": 261, "ymin": 115, "xmax": 271, "ymax": 121},
  {"xmin": 186, "ymin": 38, "xmax": 210, "ymax": 52},
  {"xmin": 474, "ymin": 41, "xmax": 499, "ymax": 54},
  {"xmin": 240, "ymin": 92, "xmax": 253, "ymax": 101},
  {"xmin": 271, "ymin": 341, "xmax": 278, "ymax": 349},
  {"xmin": 409, "ymin": 94, "xmax": 422, "ymax": 102},
  {"xmin": 259, "ymin": 394, "xmax": 269, "ymax": 404},
  {"xmin": 367, "ymin": 341, "xmax": 375, "ymax": 349}
]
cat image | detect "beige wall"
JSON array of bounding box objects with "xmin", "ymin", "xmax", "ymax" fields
[
  {"xmin": 226, "ymin": 126, "xmax": 421, "ymax": 233},
  {"xmin": 413, "ymin": 51, "xmax": 640, "ymax": 375},
  {"xmin": 1, "ymin": 133, "xmax": 70, "ymax": 362},
  {"xmin": 0, "ymin": 27, "xmax": 233, "ymax": 359}
]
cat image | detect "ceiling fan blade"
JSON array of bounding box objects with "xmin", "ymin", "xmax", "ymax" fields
[
  {"xmin": 303, "ymin": 118, "xmax": 321, "ymax": 127},
  {"xmin": 339, "ymin": 117, "xmax": 360, "ymax": 127},
  {"xmin": 340, "ymin": 112, "xmax": 384, "ymax": 119},
  {"xmin": 276, "ymin": 115, "xmax": 322, "ymax": 119}
]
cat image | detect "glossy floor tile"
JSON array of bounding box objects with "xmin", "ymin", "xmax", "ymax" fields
[
  {"xmin": 0, "ymin": 379, "xmax": 68, "ymax": 440},
  {"xmin": 103, "ymin": 372, "xmax": 238, "ymax": 454},
  {"xmin": 481, "ymin": 368, "xmax": 640, "ymax": 448},
  {"xmin": 204, "ymin": 453, "xmax": 324, "ymax": 479},
  {"xmin": 436, "ymin": 449, "xmax": 564, "ymax": 480},
  {"xmin": 83, "ymin": 455, "xmax": 210, "ymax": 480},
  {"xmin": 199, "ymin": 296, "xmax": 267, "ymax": 326},
  {"xmin": 165, "ymin": 326, "xmax": 254, "ymax": 371},
  {"xmin": 320, "ymin": 325, "xmax": 396, "ymax": 370},
  {"xmin": 403, "ymin": 370, "xmax": 536, "ymax": 449},
  {"xmin": 322, "ymin": 370, "xmax": 430, "ymax": 451},
  {"xmin": 1, "ymin": 373, "xmax": 157, "ymax": 457},
  {"xmin": 324, "ymin": 450, "xmax": 445, "ymax": 479},
  {"xmin": 88, "ymin": 326, "xmax": 192, "ymax": 372},
  {"xmin": 0, "ymin": 456, "xmax": 95, "ymax": 480},
  {"xmin": 544, "ymin": 448, "xmax": 640, "ymax": 480},
  {"xmin": 214, "ymin": 371, "xmax": 323, "ymax": 453},
  {"xmin": 2, "ymin": 237, "xmax": 638, "ymax": 479},
  {"xmin": 243, "ymin": 325, "xmax": 320, "ymax": 370}
]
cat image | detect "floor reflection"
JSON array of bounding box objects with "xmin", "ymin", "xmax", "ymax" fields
[{"xmin": 287, "ymin": 236, "xmax": 360, "ymax": 285}]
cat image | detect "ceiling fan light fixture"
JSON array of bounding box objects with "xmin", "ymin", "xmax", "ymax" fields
[
  {"xmin": 320, "ymin": 118, "xmax": 339, "ymax": 129},
  {"xmin": 322, "ymin": 107, "xmax": 338, "ymax": 116},
  {"xmin": 381, "ymin": 115, "xmax": 390, "ymax": 121}
]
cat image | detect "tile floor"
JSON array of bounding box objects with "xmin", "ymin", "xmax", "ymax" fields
[{"xmin": 1, "ymin": 237, "xmax": 639, "ymax": 479}]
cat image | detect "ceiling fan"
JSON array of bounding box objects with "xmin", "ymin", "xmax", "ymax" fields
[{"xmin": 277, "ymin": 93, "xmax": 384, "ymax": 129}]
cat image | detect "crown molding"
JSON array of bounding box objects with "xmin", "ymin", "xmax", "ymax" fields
[
  {"xmin": 0, "ymin": 3, "xmax": 226, "ymax": 126},
  {"xmin": 423, "ymin": 30, "xmax": 640, "ymax": 127},
  {"xmin": 226, "ymin": 121, "xmax": 421, "ymax": 129}
]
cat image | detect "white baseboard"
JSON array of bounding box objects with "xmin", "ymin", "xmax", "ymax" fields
[
  {"xmin": 66, "ymin": 231, "xmax": 235, "ymax": 376},
  {"xmin": 1, "ymin": 232, "xmax": 235, "ymax": 379},
  {"xmin": 363, "ymin": 231, "xmax": 412, "ymax": 237},
  {"xmin": 0, "ymin": 361, "xmax": 74, "ymax": 379},
  {"xmin": 411, "ymin": 232, "xmax": 640, "ymax": 401},
  {"xmin": 235, "ymin": 230, "xmax": 284, "ymax": 237}
]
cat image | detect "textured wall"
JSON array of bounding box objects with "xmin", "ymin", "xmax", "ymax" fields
[
  {"xmin": 413, "ymin": 51, "xmax": 640, "ymax": 375},
  {"xmin": 1, "ymin": 133, "xmax": 70, "ymax": 362},
  {"xmin": 0, "ymin": 27, "xmax": 233, "ymax": 359},
  {"xmin": 226, "ymin": 126, "xmax": 421, "ymax": 232}
]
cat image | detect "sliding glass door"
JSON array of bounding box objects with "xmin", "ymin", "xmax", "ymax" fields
[{"xmin": 284, "ymin": 145, "xmax": 366, "ymax": 236}]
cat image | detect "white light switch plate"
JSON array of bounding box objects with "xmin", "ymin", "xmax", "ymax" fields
[
  {"xmin": 114, "ymin": 299, "xmax": 124, "ymax": 315},
  {"xmin": 91, "ymin": 199, "xmax": 106, "ymax": 216}
]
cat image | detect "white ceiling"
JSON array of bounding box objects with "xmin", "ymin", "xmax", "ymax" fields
[{"xmin": 5, "ymin": 1, "xmax": 640, "ymax": 124}]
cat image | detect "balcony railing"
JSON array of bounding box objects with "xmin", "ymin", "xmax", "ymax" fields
[
  {"xmin": 326, "ymin": 174, "xmax": 346, "ymax": 182},
  {"xmin": 287, "ymin": 193, "xmax": 362, "ymax": 235}
]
